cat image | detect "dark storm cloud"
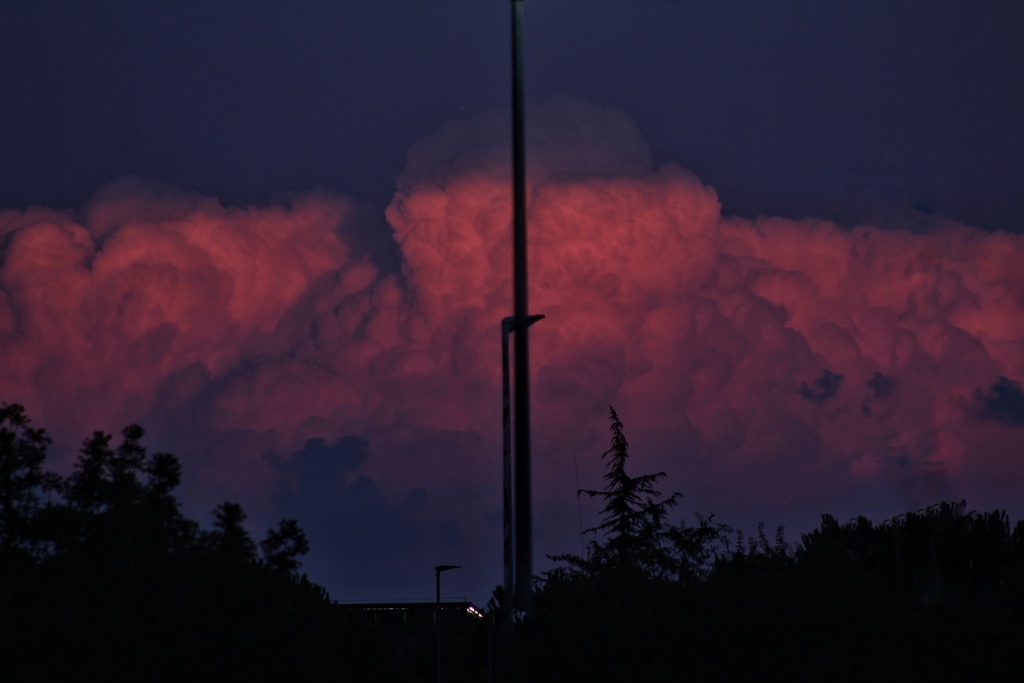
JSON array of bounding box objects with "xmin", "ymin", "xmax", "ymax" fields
[
  {"xmin": 799, "ymin": 370, "xmax": 845, "ymax": 405},
  {"xmin": 860, "ymin": 371, "xmax": 894, "ymax": 416},
  {"xmin": 865, "ymin": 372, "xmax": 894, "ymax": 401},
  {"xmin": 274, "ymin": 436, "xmax": 371, "ymax": 483},
  {"xmin": 969, "ymin": 377, "xmax": 1024, "ymax": 427},
  {"xmin": 270, "ymin": 436, "xmax": 424, "ymax": 599}
]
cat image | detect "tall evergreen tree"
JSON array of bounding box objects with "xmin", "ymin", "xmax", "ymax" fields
[
  {"xmin": 578, "ymin": 406, "xmax": 680, "ymax": 578},
  {"xmin": 548, "ymin": 407, "xmax": 727, "ymax": 587}
]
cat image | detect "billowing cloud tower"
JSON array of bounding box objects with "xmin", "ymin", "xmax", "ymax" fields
[{"xmin": 1, "ymin": 96, "xmax": 1021, "ymax": 600}]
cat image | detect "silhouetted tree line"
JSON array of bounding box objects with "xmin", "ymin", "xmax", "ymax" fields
[
  {"xmin": 496, "ymin": 408, "xmax": 1024, "ymax": 682},
  {"xmin": 0, "ymin": 404, "xmax": 402, "ymax": 681},
  {"xmin": 4, "ymin": 402, "xmax": 1023, "ymax": 681}
]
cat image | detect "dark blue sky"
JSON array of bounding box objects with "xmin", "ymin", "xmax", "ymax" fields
[{"xmin": 2, "ymin": 0, "xmax": 1022, "ymax": 233}]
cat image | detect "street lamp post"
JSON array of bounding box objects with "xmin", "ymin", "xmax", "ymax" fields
[
  {"xmin": 501, "ymin": 318, "xmax": 514, "ymax": 625},
  {"xmin": 435, "ymin": 564, "xmax": 461, "ymax": 683}
]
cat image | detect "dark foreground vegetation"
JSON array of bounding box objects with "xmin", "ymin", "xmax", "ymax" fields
[
  {"xmin": 505, "ymin": 409, "xmax": 1024, "ymax": 682},
  {"xmin": 0, "ymin": 404, "xmax": 400, "ymax": 680},
  {"xmin": 2, "ymin": 403, "xmax": 1023, "ymax": 681}
]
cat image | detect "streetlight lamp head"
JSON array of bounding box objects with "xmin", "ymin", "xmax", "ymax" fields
[{"xmin": 435, "ymin": 564, "xmax": 461, "ymax": 573}]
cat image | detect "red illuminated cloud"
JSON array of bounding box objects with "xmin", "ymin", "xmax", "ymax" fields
[
  {"xmin": 0, "ymin": 96, "xmax": 1021, "ymax": 594},
  {"xmin": 386, "ymin": 96, "xmax": 1023, "ymax": 516},
  {"xmin": 0, "ymin": 177, "xmax": 385, "ymax": 456}
]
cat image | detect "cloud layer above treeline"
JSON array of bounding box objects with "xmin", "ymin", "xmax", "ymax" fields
[{"xmin": 2, "ymin": 96, "xmax": 1021, "ymax": 600}]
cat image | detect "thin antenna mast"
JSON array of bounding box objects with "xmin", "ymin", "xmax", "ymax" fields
[{"xmin": 510, "ymin": 0, "xmax": 533, "ymax": 614}]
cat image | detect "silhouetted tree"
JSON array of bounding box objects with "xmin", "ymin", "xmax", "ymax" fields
[
  {"xmin": 548, "ymin": 407, "xmax": 727, "ymax": 586},
  {"xmin": 208, "ymin": 501, "xmax": 259, "ymax": 564},
  {"xmin": 517, "ymin": 408, "xmax": 733, "ymax": 683},
  {"xmin": 55, "ymin": 425, "xmax": 198, "ymax": 569},
  {"xmin": 261, "ymin": 518, "xmax": 310, "ymax": 575},
  {"xmin": 579, "ymin": 406, "xmax": 680, "ymax": 576},
  {"xmin": 0, "ymin": 403, "xmax": 51, "ymax": 568},
  {"xmin": 0, "ymin": 404, "xmax": 402, "ymax": 681}
]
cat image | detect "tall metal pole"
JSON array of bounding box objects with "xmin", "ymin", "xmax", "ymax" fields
[{"xmin": 510, "ymin": 0, "xmax": 533, "ymax": 614}]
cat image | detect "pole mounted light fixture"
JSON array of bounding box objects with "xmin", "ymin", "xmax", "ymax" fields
[
  {"xmin": 501, "ymin": 314, "xmax": 543, "ymax": 624},
  {"xmin": 435, "ymin": 564, "xmax": 462, "ymax": 683}
]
